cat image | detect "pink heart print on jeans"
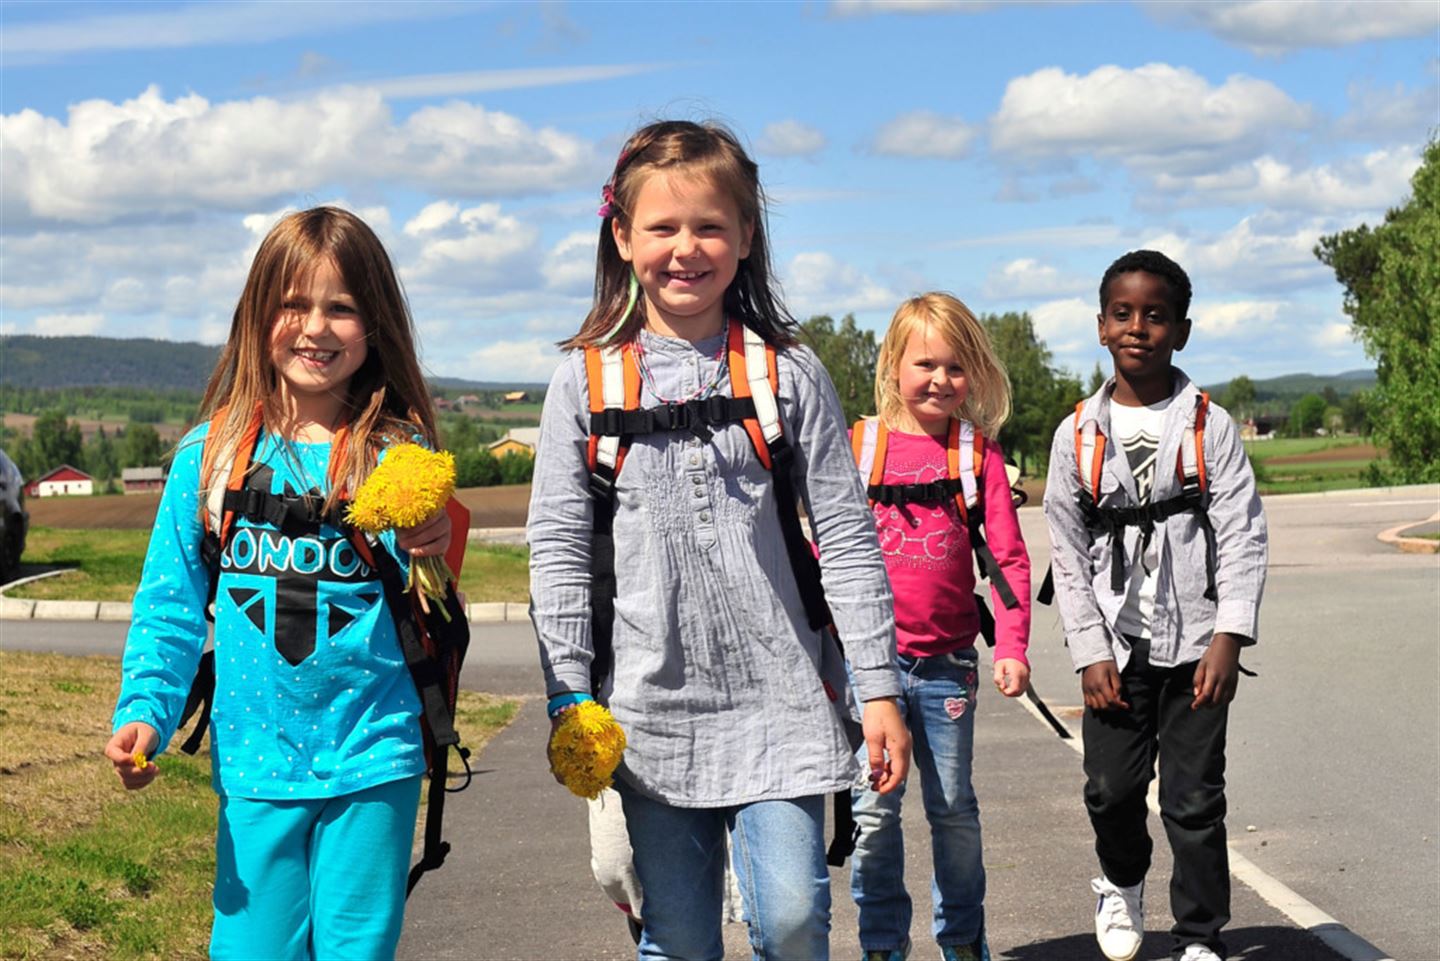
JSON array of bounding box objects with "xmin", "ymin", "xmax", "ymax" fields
[{"xmin": 943, "ymin": 697, "xmax": 968, "ymax": 720}]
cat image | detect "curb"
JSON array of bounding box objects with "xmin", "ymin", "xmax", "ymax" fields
[{"xmin": 1376, "ymin": 510, "xmax": 1440, "ymax": 554}]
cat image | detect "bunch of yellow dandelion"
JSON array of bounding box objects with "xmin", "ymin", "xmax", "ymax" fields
[
  {"xmin": 549, "ymin": 701, "xmax": 628, "ymax": 799},
  {"xmin": 346, "ymin": 443, "xmax": 457, "ymax": 614}
]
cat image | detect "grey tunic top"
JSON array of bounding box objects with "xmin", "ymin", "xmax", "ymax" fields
[
  {"xmin": 1043, "ymin": 370, "xmax": 1269, "ymax": 673},
  {"xmin": 528, "ymin": 328, "xmax": 900, "ymax": 807}
]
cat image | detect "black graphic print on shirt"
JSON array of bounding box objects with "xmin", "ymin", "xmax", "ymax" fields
[
  {"xmin": 218, "ymin": 465, "xmax": 376, "ymax": 666},
  {"xmin": 1117, "ymin": 426, "xmax": 1160, "ymax": 505}
]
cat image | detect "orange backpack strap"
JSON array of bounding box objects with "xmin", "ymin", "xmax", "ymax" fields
[
  {"xmin": 585, "ymin": 344, "xmax": 642, "ymax": 480},
  {"xmin": 850, "ymin": 418, "xmax": 888, "ymax": 495},
  {"xmin": 728, "ymin": 320, "xmax": 780, "ymax": 468},
  {"xmin": 1074, "ymin": 401, "xmax": 1105, "ymax": 502},
  {"xmin": 200, "ymin": 404, "xmax": 264, "ymax": 548}
]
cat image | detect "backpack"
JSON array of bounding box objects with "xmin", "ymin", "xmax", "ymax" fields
[
  {"xmin": 1036, "ymin": 392, "xmax": 1216, "ymax": 605},
  {"xmin": 849, "ymin": 417, "xmax": 1022, "ymax": 645},
  {"xmin": 176, "ymin": 405, "xmax": 473, "ymax": 896},
  {"xmin": 584, "ymin": 320, "xmax": 856, "ymax": 865}
]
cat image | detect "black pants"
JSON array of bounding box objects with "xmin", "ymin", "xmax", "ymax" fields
[{"xmin": 1083, "ymin": 638, "xmax": 1230, "ymax": 958}]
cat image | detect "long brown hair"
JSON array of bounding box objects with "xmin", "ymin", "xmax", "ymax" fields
[
  {"xmin": 198, "ymin": 206, "xmax": 436, "ymax": 512},
  {"xmin": 562, "ymin": 120, "xmax": 798, "ymax": 350},
  {"xmin": 874, "ymin": 292, "xmax": 1012, "ymax": 439}
]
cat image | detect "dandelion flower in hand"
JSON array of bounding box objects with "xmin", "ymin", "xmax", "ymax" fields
[
  {"xmin": 549, "ymin": 701, "xmax": 627, "ymax": 799},
  {"xmin": 346, "ymin": 444, "xmax": 458, "ymax": 612}
]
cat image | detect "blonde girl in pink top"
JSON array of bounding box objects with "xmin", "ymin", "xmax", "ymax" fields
[{"xmin": 849, "ymin": 292, "xmax": 1032, "ymax": 961}]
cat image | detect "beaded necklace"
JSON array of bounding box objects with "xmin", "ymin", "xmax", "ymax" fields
[{"xmin": 633, "ymin": 329, "xmax": 729, "ymax": 404}]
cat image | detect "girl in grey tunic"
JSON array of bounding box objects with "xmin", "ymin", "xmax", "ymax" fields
[{"xmin": 528, "ymin": 120, "xmax": 911, "ymax": 961}]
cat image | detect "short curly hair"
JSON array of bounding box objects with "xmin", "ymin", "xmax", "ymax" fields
[{"xmin": 1099, "ymin": 249, "xmax": 1192, "ymax": 320}]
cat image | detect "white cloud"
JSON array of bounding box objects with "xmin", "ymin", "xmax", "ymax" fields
[
  {"xmin": 399, "ymin": 203, "xmax": 541, "ymax": 291},
  {"xmin": 783, "ymin": 252, "xmax": 898, "ymax": 315},
  {"xmin": 545, "ymin": 231, "xmax": 599, "ymax": 296},
  {"xmin": 991, "ymin": 64, "xmax": 1311, "ymax": 170},
  {"xmin": 942, "ymin": 223, "xmax": 1128, "ymax": 250},
  {"xmin": 359, "ymin": 63, "xmax": 670, "ymax": 100},
  {"xmin": 1149, "ymin": 145, "xmax": 1423, "ymax": 213},
  {"xmin": 461, "ymin": 338, "xmax": 566, "ymax": 383},
  {"xmin": 871, "ymin": 111, "xmax": 976, "ymax": 159},
  {"xmin": 1192, "ymin": 300, "xmax": 1283, "ymax": 337},
  {"xmin": 984, "ymin": 258, "xmax": 1085, "ymax": 300},
  {"xmin": 1334, "ymin": 81, "xmax": 1440, "ymax": 142},
  {"xmin": 1142, "ymin": 0, "xmax": 1438, "ymax": 54},
  {"xmin": 1140, "ymin": 214, "xmax": 1339, "ymax": 293},
  {"xmin": 1028, "ymin": 297, "xmax": 1094, "ymax": 354},
  {"xmin": 758, "ymin": 120, "xmax": 828, "ymax": 158},
  {"xmin": 1317, "ymin": 321, "xmax": 1357, "ymax": 349},
  {"xmin": 0, "ymin": 86, "xmax": 595, "ymax": 225},
  {"xmin": 34, "ymin": 312, "xmax": 106, "ymax": 336},
  {"xmin": 1, "ymin": 1, "xmax": 465, "ymax": 61}
]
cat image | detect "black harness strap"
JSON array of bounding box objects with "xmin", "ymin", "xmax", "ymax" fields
[
  {"xmin": 590, "ymin": 396, "xmax": 757, "ymax": 444},
  {"xmin": 1081, "ymin": 482, "xmax": 1218, "ymax": 601},
  {"xmin": 769, "ymin": 437, "xmax": 833, "ymax": 631},
  {"xmin": 588, "ymin": 463, "xmax": 621, "ymax": 695}
]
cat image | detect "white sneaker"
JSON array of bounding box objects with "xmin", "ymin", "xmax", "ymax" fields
[
  {"xmin": 1090, "ymin": 876, "xmax": 1144, "ymax": 961},
  {"xmin": 1178, "ymin": 945, "xmax": 1222, "ymax": 961}
]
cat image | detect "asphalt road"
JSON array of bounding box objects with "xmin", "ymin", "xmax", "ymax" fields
[{"xmin": 5, "ymin": 485, "xmax": 1435, "ymax": 959}]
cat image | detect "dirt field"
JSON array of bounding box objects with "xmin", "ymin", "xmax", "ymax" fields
[
  {"xmin": 1266, "ymin": 443, "xmax": 1379, "ymax": 464},
  {"xmin": 3, "ymin": 412, "xmax": 189, "ymax": 444},
  {"xmin": 28, "ymin": 484, "xmax": 535, "ymax": 530}
]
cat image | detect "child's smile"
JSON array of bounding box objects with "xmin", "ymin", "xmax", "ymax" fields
[{"xmin": 895, "ymin": 325, "xmax": 969, "ymax": 436}]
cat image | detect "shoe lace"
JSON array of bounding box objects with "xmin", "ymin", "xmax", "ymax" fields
[{"xmin": 1092, "ymin": 881, "xmax": 1139, "ymax": 930}]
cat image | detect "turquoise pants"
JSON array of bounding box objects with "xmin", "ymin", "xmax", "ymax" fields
[{"xmin": 211, "ymin": 775, "xmax": 422, "ymax": 960}]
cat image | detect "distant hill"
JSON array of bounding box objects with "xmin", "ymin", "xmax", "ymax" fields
[
  {"xmin": 2, "ymin": 335, "xmax": 221, "ymax": 390},
  {"xmin": 1204, "ymin": 370, "xmax": 1375, "ymax": 401},
  {"xmin": 0, "ymin": 335, "xmax": 546, "ymax": 393}
]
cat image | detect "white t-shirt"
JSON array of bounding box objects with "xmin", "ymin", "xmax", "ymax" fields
[{"xmin": 1108, "ymin": 395, "xmax": 1173, "ymax": 639}]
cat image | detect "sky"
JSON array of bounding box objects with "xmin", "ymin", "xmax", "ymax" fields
[{"xmin": 1, "ymin": 0, "xmax": 1436, "ymax": 387}]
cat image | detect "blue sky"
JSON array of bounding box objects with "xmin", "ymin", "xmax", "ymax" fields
[{"xmin": 2, "ymin": 0, "xmax": 1435, "ymax": 386}]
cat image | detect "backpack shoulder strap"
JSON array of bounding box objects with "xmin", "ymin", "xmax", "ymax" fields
[
  {"xmin": 200, "ymin": 404, "xmax": 263, "ymax": 543},
  {"xmin": 851, "ymin": 417, "xmax": 886, "ymax": 492},
  {"xmin": 1178, "ymin": 391, "xmax": 1209, "ymax": 490},
  {"xmin": 585, "ymin": 344, "xmax": 641, "ymax": 481},
  {"xmin": 1074, "ymin": 400, "xmax": 1104, "ymax": 502},
  {"xmin": 947, "ymin": 418, "xmax": 981, "ymax": 523},
  {"xmin": 728, "ymin": 321, "xmax": 781, "ymax": 467}
]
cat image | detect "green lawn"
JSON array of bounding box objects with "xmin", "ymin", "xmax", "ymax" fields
[
  {"xmin": 1244, "ymin": 436, "xmax": 1373, "ymax": 463},
  {"xmin": 1243, "ymin": 436, "xmax": 1385, "ymax": 495},
  {"xmin": 9, "ymin": 529, "xmax": 529, "ymax": 605},
  {"xmin": 0, "ymin": 651, "xmax": 517, "ymax": 961}
]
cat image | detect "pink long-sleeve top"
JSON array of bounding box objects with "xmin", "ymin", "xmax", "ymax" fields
[{"xmin": 870, "ymin": 428, "xmax": 1032, "ymax": 664}]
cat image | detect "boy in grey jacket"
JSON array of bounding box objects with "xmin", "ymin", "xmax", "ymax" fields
[{"xmin": 1044, "ymin": 250, "xmax": 1268, "ymax": 961}]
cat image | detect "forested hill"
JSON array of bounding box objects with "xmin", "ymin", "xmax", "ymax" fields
[{"xmin": 2, "ymin": 335, "xmax": 221, "ymax": 390}]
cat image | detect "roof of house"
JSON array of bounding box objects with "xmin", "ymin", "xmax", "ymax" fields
[{"xmin": 31, "ymin": 464, "xmax": 93, "ymax": 484}]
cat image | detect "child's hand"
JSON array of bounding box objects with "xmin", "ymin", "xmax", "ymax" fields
[
  {"xmin": 993, "ymin": 658, "xmax": 1031, "ymax": 697},
  {"xmin": 546, "ymin": 711, "xmax": 569, "ymax": 787},
  {"xmin": 397, "ymin": 507, "xmax": 451, "ymax": 559},
  {"xmin": 1081, "ymin": 661, "xmax": 1129, "ymax": 711},
  {"xmin": 105, "ymin": 722, "xmax": 160, "ymax": 790},
  {"xmin": 1192, "ymin": 632, "xmax": 1243, "ymax": 709},
  {"xmin": 861, "ymin": 697, "xmax": 911, "ymax": 794}
]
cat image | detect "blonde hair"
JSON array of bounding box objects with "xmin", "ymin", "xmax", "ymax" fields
[
  {"xmin": 563, "ymin": 119, "xmax": 798, "ymax": 350},
  {"xmin": 198, "ymin": 206, "xmax": 437, "ymax": 515},
  {"xmin": 874, "ymin": 292, "xmax": 1011, "ymax": 439}
]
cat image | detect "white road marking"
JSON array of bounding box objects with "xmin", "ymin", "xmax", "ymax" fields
[{"xmin": 1019, "ymin": 698, "xmax": 1396, "ymax": 961}]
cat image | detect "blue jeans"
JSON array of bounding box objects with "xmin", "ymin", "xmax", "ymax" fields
[
  {"xmin": 850, "ymin": 650, "xmax": 984, "ymax": 951},
  {"xmin": 616, "ymin": 780, "xmax": 830, "ymax": 960}
]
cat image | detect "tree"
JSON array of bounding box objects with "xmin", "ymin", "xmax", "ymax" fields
[
  {"xmin": 26, "ymin": 409, "xmax": 85, "ymax": 475},
  {"xmin": 981, "ymin": 312, "xmax": 1082, "ymax": 475},
  {"xmin": 1315, "ymin": 138, "xmax": 1440, "ymax": 482},
  {"xmin": 1341, "ymin": 391, "xmax": 1370, "ymax": 435},
  {"xmin": 1223, "ymin": 375, "xmax": 1256, "ymax": 420},
  {"xmin": 1087, "ymin": 363, "xmax": 1106, "ymax": 394},
  {"xmin": 121, "ymin": 423, "xmax": 163, "ymax": 469},
  {"xmin": 1289, "ymin": 393, "xmax": 1327, "ymax": 436},
  {"xmin": 800, "ymin": 314, "xmax": 879, "ymax": 423},
  {"xmin": 455, "ymin": 447, "xmax": 501, "ymax": 488},
  {"xmin": 85, "ymin": 426, "xmax": 120, "ymax": 483},
  {"xmin": 498, "ymin": 451, "xmax": 534, "ymax": 485}
]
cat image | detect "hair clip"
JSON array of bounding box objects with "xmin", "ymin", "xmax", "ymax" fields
[{"xmin": 597, "ymin": 183, "xmax": 616, "ymax": 219}]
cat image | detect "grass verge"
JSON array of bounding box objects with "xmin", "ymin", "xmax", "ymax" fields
[
  {"xmin": 9, "ymin": 531, "xmax": 530, "ymax": 605},
  {"xmin": 0, "ymin": 651, "xmax": 518, "ymax": 960}
]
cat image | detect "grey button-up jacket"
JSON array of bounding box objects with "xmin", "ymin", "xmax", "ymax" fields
[
  {"xmin": 1043, "ymin": 371, "xmax": 1268, "ymax": 673},
  {"xmin": 528, "ymin": 329, "xmax": 900, "ymax": 807}
]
